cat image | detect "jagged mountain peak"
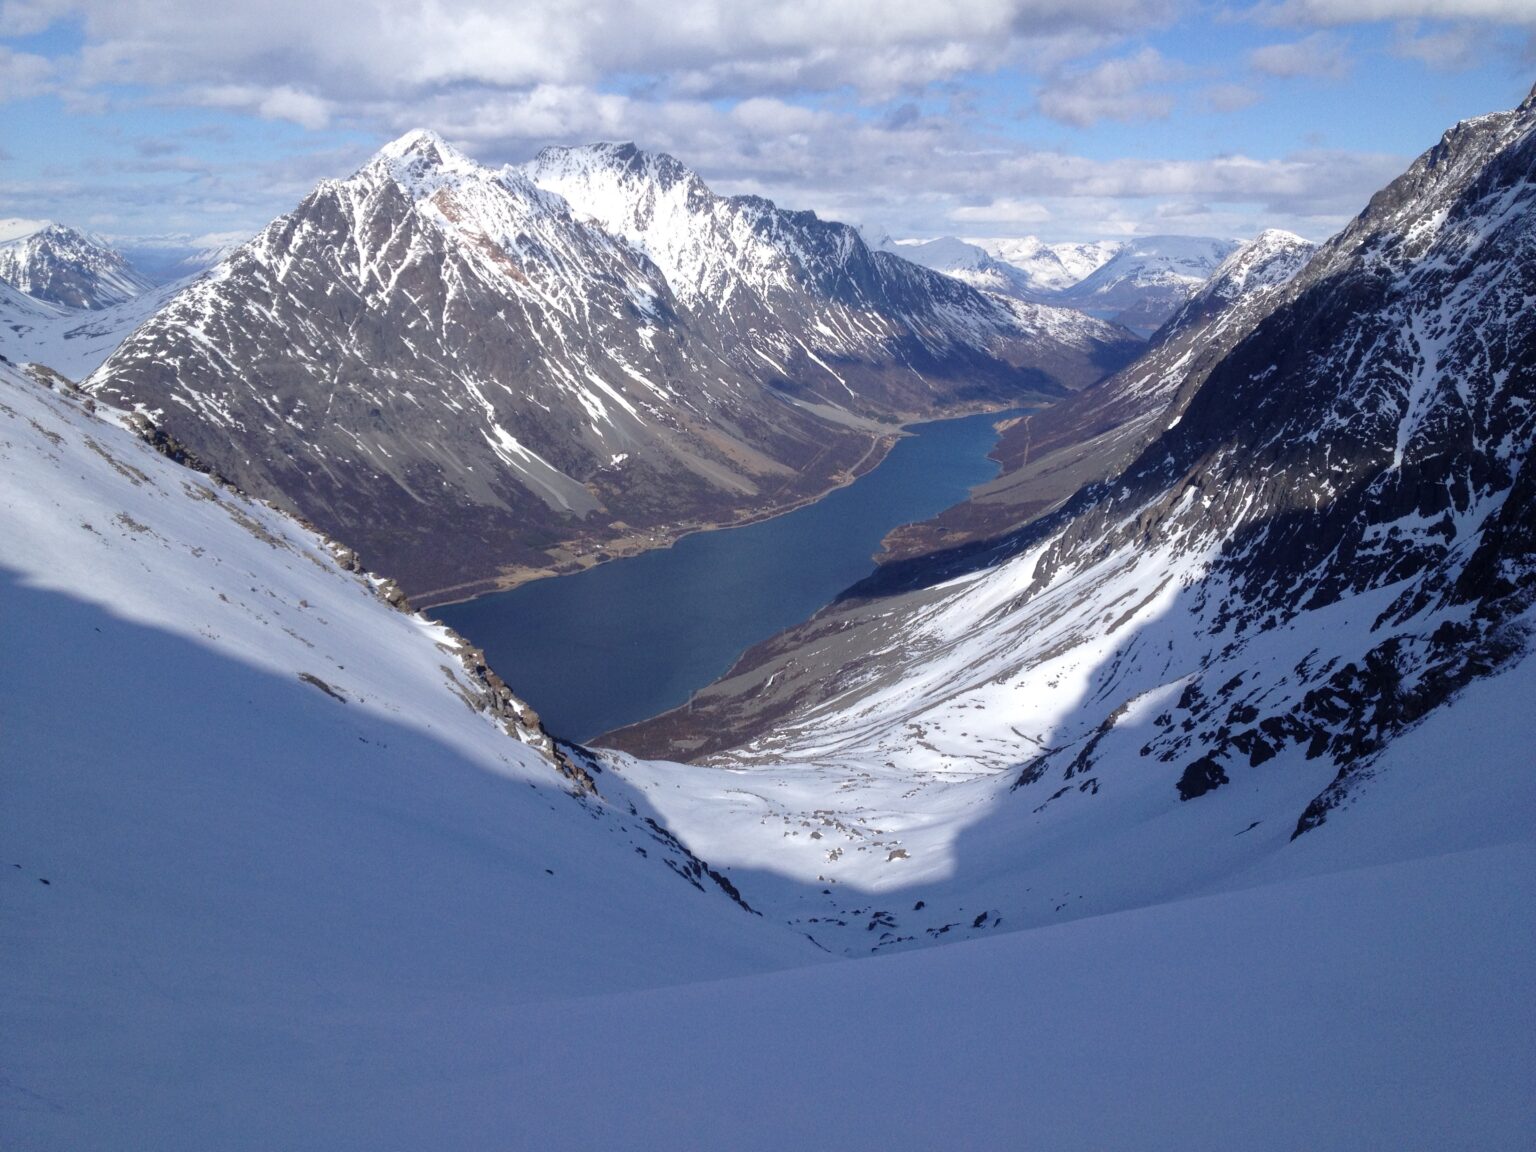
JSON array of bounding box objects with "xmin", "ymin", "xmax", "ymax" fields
[
  {"xmin": 525, "ymin": 140, "xmax": 923, "ymax": 312},
  {"xmin": 368, "ymin": 127, "xmax": 481, "ymax": 176},
  {"xmin": 530, "ymin": 141, "xmax": 707, "ymax": 197},
  {"xmin": 361, "ymin": 127, "xmax": 503, "ymax": 198},
  {"xmin": 87, "ymin": 127, "xmax": 1138, "ymax": 598},
  {"xmin": 1165, "ymin": 229, "xmax": 1316, "ymax": 325},
  {"xmin": 355, "ymin": 129, "xmax": 578, "ymax": 228}
]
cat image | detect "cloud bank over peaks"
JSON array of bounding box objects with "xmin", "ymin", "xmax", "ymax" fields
[{"xmin": 1, "ymin": 0, "xmax": 1532, "ymax": 245}]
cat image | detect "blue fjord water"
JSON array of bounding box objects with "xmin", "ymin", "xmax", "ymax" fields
[{"xmin": 436, "ymin": 410, "xmax": 1020, "ymax": 744}]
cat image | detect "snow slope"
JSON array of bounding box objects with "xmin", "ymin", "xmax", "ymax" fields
[
  {"xmin": 0, "ymin": 362, "xmax": 820, "ymax": 1144},
  {"xmin": 55, "ymin": 842, "xmax": 1536, "ymax": 1149},
  {"xmin": 0, "ymin": 273, "xmax": 196, "ymax": 381},
  {"xmin": 9, "ymin": 580, "xmax": 1532, "ymax": 1148}
]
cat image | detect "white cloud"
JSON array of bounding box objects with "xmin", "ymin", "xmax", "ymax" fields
[
  {"xmin": 1203, "ymin": 82, "xmax": 1262, "ymax": 111},
  {"xmin": 1390, "ymin": 22, "xmax": 1487, "ymax": 68},
  {"xmin": 950, "ymin": 198, "xmax": 1052, "ymax": 224},
  {"xmin": 1037, "ymin": 47, "xmax": 1178, "ymax": 126},
  {"xmin": 1249, "ymin": 32, "xmax": 1350, "ymax": 77},
  {"xmin": 0, "ymin": 0, "xmax": 74, "ymax": 36},
  {"xmin": 257, "ymin": 87, "xmax": 331, "ymax": 130},
  {"xmin": 47, "ymin": 0, "xmax": 1177, "ymax": 99},
  {"xmin": 0, "ymin": 45, "xmax": 54, "ymax": 101},
  {"xmin": 4, "ymin": 0, "xmax": 1506, "ymax": 248},
  {"xmin": 1265, "ymin": 0, "xmax": 1536, "ymax": 25},
  {"xmin": 193, "ymin": 85, "xmax": 332, "ymax": 129}
]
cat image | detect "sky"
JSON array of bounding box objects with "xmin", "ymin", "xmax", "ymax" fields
[{"xmin": 0, "ymin": 0, "xmax": 1531, "ymax": 257}]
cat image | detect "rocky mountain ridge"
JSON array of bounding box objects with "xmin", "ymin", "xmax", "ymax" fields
[{"xmin": 84, "ymin": 132, "xmax": 1139, "ymax": 601}]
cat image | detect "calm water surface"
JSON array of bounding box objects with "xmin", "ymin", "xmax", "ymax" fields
[{"xmin": 437, "ymin": 409, "xmax": 1021, "ymax": 742}]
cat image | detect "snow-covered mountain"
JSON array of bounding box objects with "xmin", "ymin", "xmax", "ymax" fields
[
  {"xmin": 871, "ymin": 234, "xmax": 1037, "ymax": 297},
  {"xmin": 85, "ymin": 132, "xmax": 1139, "ymax": 601},
  {"xmin": 1040, "ymin": 233, "xmax": 1240, "ymax": 331},
  {"xmin": 0, "ymin": 220, "xmax": 154, "ymax": 309},
  {"xmin": 882, "ymin": 233, "xmax": 1121, "ymax": 297},
  {"xmin": 0, "ymin": 219, "xmax": 186, "ymax": 380},
  {"xmin": 520, "ymin": 142, "xmax": 1137, "ymax": 403},
  {"xmin": 878, "ymin": 229, "xmax": 1319, "ymax": 561},
  {"xmin": 0, "ymin": 273, "xmax": 196, "ymax": 382},
  {"xmin": 1158, "ymin": 227, "xmax": 1315, "ymax": 332},
  {"xmin": 873, "ymin": 231, "xmax": 1236, "ymax": 331},
  {"xmin": 972, "ymin": 235, "xmax": 1123, "ymax": 293},
  {"xmin": 608, "ymin": 87, "xmax": 1536, "ymax": 961}
]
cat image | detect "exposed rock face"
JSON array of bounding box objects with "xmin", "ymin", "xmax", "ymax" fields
[
  {"xmin": 86, "ymin": 132, "xmax": 1139, "ymax": 600},
  {"xmin": 0, "ymin": 223, "xmax": 153, "ymax": 310},
  {"xmin": 876, "ymin": 229, "xmax": 1318, "ymax": 566},
  {"xmin": 607, "ymin": 86, "xmax": 1536, "ymax": 844}
]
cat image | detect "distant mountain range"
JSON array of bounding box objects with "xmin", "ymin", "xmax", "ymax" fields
[
  {"xmin": 875, "ymin": 231, "xmax": 1241, "ymax": 332},
  {"xmin": 878, "ymin": 228, "xmax": 1318, "ymax": 562},
  {"xmin": 0, "ymin": 222, "xmax": 207, "ymax": 380}
]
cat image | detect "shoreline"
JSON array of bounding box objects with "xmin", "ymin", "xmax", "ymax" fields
[{"xmin": 412, "ymin": 400, "xmax": 1027, "ymax": 611}]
